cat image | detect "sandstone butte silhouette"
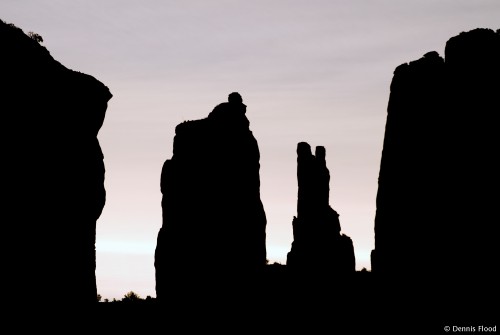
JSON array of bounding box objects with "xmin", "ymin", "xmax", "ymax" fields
[
  {"xmin": 1, "ymin": 19, "xmax": 112, "ymax": 304},
  {"xmin": 371, "ymin": 27, "xmax": 499, "ymax": 322},
  {"xmin": 286, "ymin": 142, "xmax": 355, "ymax": 277},
  {"xmin": 154, "ymin": 92, "xmax": 268, "ymax": 302}
]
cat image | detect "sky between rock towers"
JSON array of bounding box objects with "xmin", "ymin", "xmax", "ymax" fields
[{"xmin": 1, "ymin": 0, "xmax": 498, "ymax": 300}]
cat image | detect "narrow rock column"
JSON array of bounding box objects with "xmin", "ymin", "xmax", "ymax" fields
[{"xmin": 287, "ymin": 142, "xmax": 355, "ymax": 277}]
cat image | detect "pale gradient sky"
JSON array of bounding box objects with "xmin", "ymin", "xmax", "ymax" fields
[{"xmin": 2, "ymin": 0, "xmax": 498, "ymax": 301}]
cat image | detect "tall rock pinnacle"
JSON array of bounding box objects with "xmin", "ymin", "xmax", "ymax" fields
[
  {"xmin": 155, "ymin": 92, "xmax": 267, "ymax": 301},
  {"xmin": 286, "ymin": 142, "xmax": 355, "ymax": 277}
]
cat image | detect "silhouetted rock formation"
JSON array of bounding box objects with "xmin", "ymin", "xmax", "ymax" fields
[
  {"xmin": 372, "ymin": 28, "xmax": 499, "ymax": 313},
  {"xmin": 1, "ymin": 20, "xmax": 112, "ymax": 303},
  {"xmin": 155, "ymin": 92, "xmax": 267, "ymax": 300},
  {"xmin": 286, "ymin": 142, "xmax": 355, "ymax": 277}
]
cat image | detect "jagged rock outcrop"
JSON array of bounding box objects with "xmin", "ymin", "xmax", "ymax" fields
[
  {"xmin": 1, "ymin": 20, "xmax": 112, "ymax": 303},
  {"xmin": 372, "ymin": 28, "xmax": 499, "ymax": 293},
  {"xmin": 286, "ymin": 142, "xmax": 355, "ymax": 277},
  {"xmin": 154, "ymin": 92, "xmax": 267, "ymax": 300}
]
